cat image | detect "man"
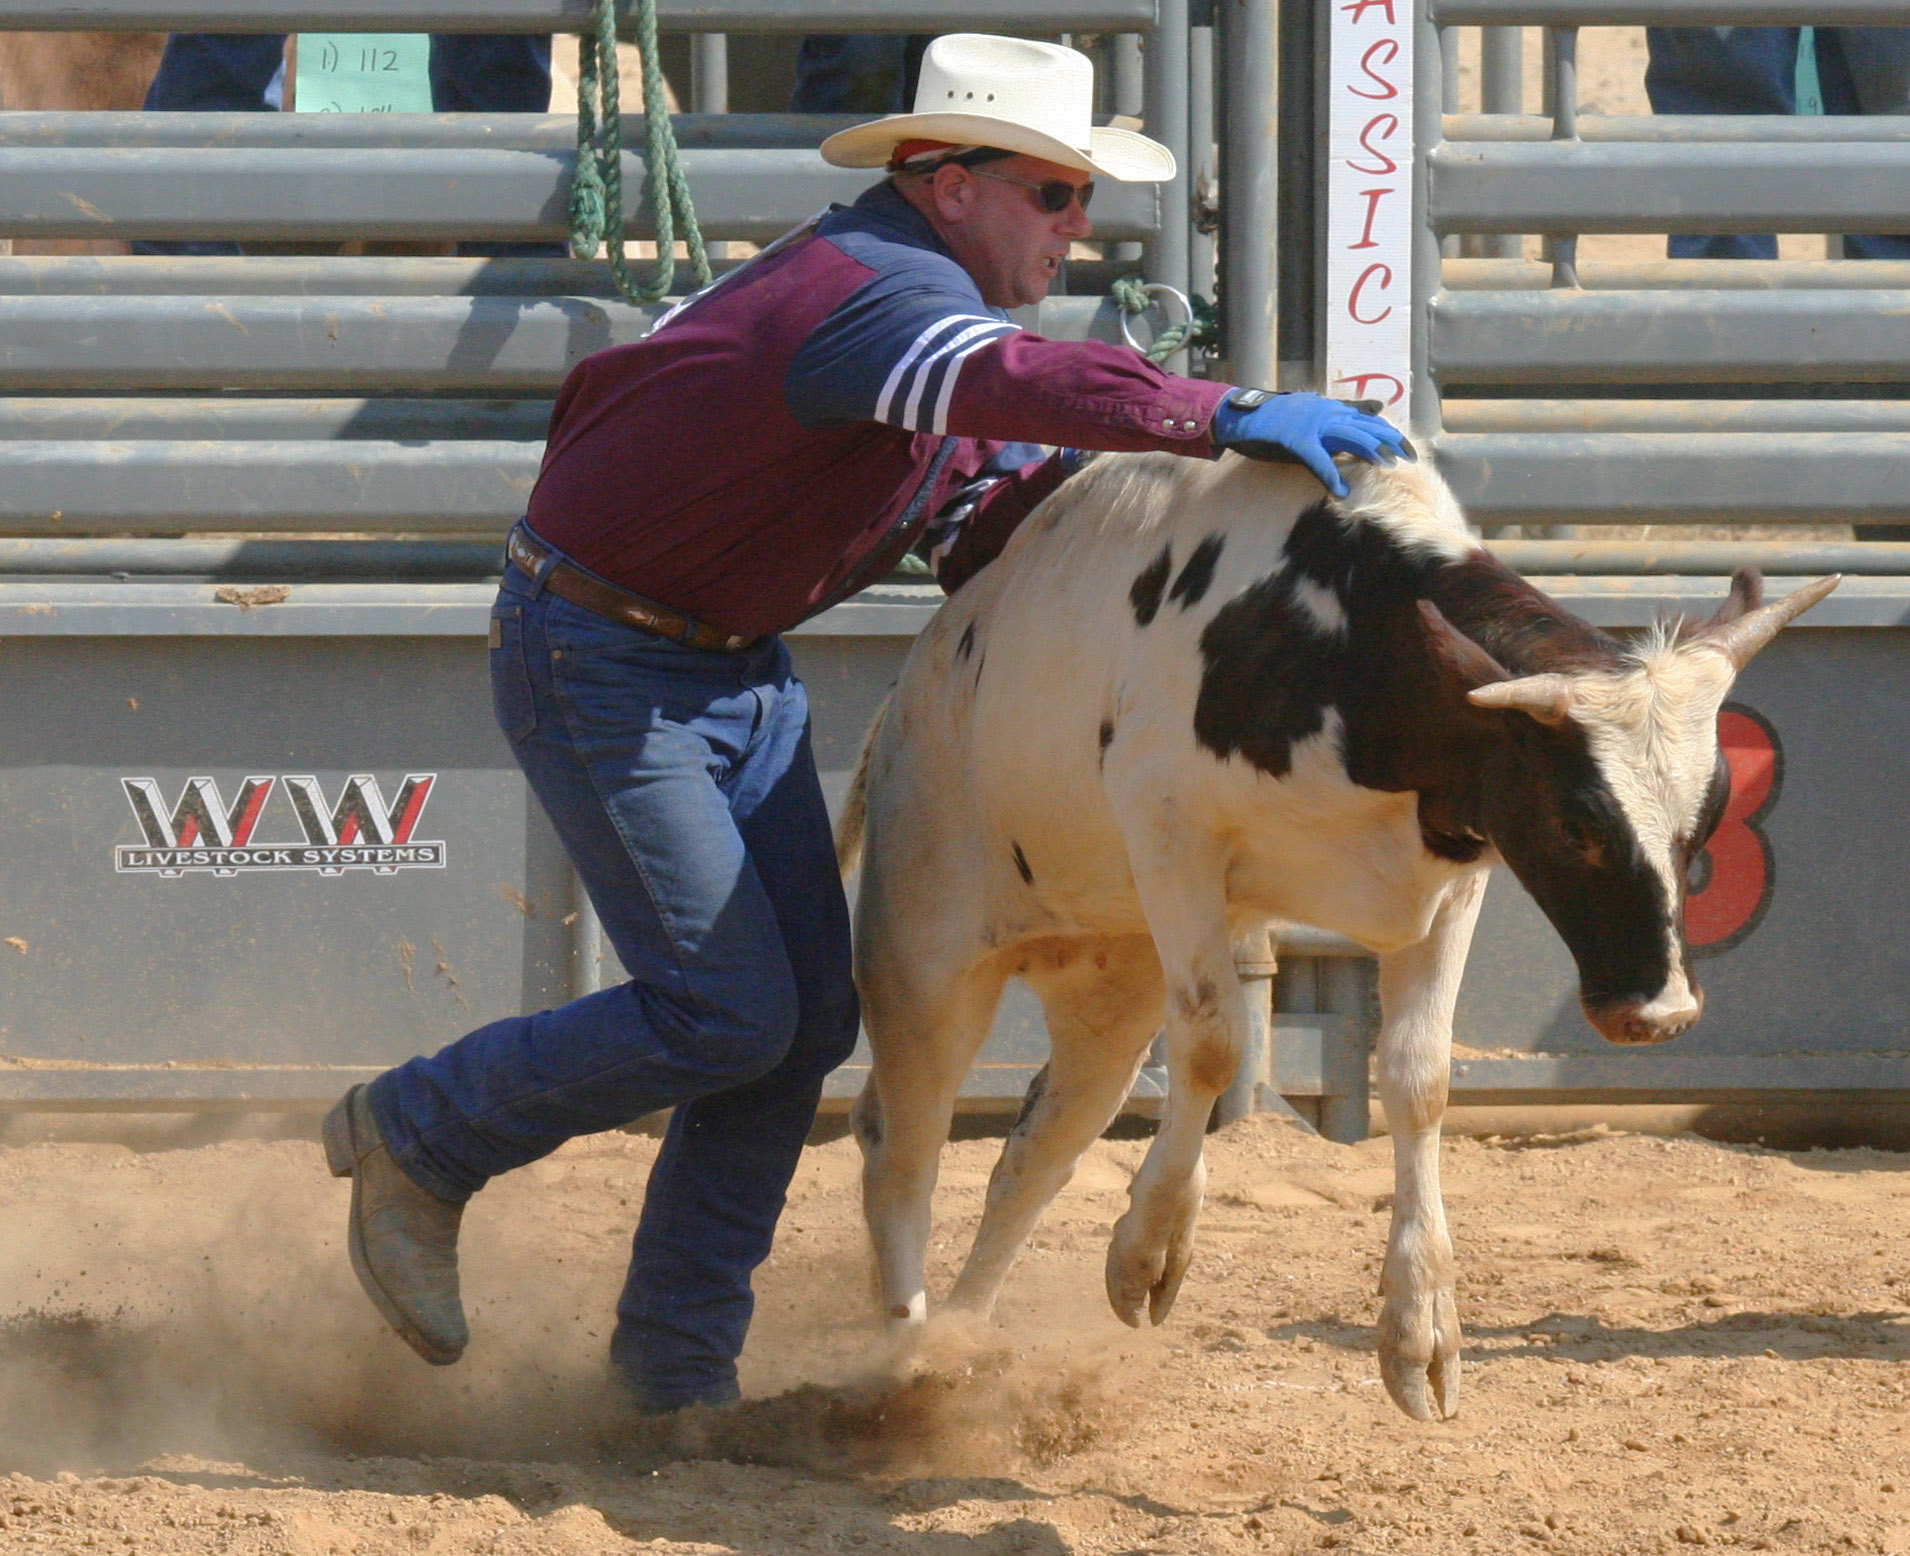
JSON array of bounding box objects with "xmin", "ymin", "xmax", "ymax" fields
[{"xmin": 322, "ymin": 33, "xmax": 1408, "ymax": 1415}]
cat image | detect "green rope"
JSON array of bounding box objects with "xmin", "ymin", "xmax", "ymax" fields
[
  {"xmin": 568, "ymin": 0, "xmax": 712, "ymax": 304},
  {"xmin": 1111, "ymin": 273, "xmax": 1216, "ymax": 365}
]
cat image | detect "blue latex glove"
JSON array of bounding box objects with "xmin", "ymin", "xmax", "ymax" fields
[{"xmin": 1210, "ymin": 389, "xmax": 1414, "ymax": 498}]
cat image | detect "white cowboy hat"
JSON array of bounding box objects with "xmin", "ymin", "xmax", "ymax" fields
[{"xmin": 819, "ymin": 34, "xmax": 1176, "ymax": 183}]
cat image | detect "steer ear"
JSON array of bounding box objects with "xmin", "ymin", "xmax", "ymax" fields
[
  {"xmin": 1417, "ymin": 598, "xmax": 1514, "ymax": 692},
  {"xmin": 1700, "ymin": 573, "xmax": 1841, "ymax": 671},
  {"xmin": 1682, "ymin": 566, "xmax": 1762, "ymax": 637},
  {"xmin": 1416, "ymin": 601, "xmax": 1576, "ymax": 727}
]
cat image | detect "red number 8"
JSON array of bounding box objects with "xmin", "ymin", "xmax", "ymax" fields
[{"xmin": 1685, "ymin": 703, "xmax": 1781, "ymax": 955}]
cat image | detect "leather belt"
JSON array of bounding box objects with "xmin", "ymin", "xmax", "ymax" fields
[{"xmin": 506, "ymin": 524, "xmax": 757, "ymax": 654}]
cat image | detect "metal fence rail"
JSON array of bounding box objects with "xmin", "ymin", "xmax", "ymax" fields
[
  {"xmin": 1387, "ymin": 1, "xmax": 1910, "ymax": 541},
  {"xmin": 0, "ymin": 144, "xmax": 1161, "ymax": 245},
  {"xmin": 1, "ymin": 0, "xmax": 1158, "ymax": 31}
]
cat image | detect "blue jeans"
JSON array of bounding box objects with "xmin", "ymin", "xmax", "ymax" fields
[
  {"xmin": 365, "ymin": 553, "xmax": 859, "ymax": 1410},
  {"xmin": 1647, "ymin": 27, "xmax": 1910, "ymax": 259},
  {"xmin": 137, "ymin": 33, "xmax": 558, "ymax": 257}
]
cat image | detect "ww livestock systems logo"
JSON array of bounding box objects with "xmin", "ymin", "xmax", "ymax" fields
[{"xmin": 116, "ymin": 773, "xmax": 445, "ymax": 878}]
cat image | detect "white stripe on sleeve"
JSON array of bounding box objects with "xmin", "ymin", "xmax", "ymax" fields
[
  {"xmin": 899, "ymin": 321, "xmax": 1018, "ymax": 430},
  {"xmin": 928, "ymin": 330, "xmax": 1019, "ymax": 434},
  {"xmin": 873, "ymin": 314, "xmax": 1008, "ymax": 426}
]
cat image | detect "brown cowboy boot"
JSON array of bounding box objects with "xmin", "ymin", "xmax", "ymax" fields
[{"xmin": 322, "ymin": 1084, "xmax": 469, "ymax": 1365}]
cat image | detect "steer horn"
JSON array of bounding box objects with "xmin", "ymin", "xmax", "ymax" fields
[
  {"xmin": 1705, "ymin": 574, "xmax": 1842, "ymax": 671},
  {"xmin": 1467, "ymin": 673, "xmax": 1575, "ymax": 726}
]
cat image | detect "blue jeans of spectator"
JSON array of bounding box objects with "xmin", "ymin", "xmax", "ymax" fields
[
  {"xmin": 1646, "ymin": 26, "xmax": 1910, "ymax": 259},
  {"xmin": 136, "ymin": 33, "xmax": 557, "ymax": 256},
  {"xmin": 364, "ymin": 552, "xmax": 860, "ymax": 1410},
  {"xmin": 789, "ymin": 34, "xmax": 931, "ymax": 113}
]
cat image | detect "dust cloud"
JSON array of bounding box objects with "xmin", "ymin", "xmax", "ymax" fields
[{"xmin": 0, "ymin": 1133, "xmax": 1123, "ymax": 1483}]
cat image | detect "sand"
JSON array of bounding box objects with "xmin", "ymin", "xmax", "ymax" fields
[{"xmin": 2, "ymin": 1114, "xmax": 1909, "ymax": 1555}]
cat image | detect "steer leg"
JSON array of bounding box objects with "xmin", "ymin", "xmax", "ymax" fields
[
  {"xmin": 1102, "ymin": 838, "xmax": 1245, "ymax": 1328},
  {"xmin": 946, "ymin": 936, "xmax": 1166, "ymax": 1318},
  {"xmin": 1374, "ymin": 869, "xmax": 1489, "ymax": 1422},
  {"xmin": 856, "ymin": 954, "xmax": 1011, "ymax": 1329}
]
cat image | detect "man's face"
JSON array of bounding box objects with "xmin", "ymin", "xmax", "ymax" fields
[{"xmin": 913, "ymin": 154, "xmax": 1095, "ymax": 309}]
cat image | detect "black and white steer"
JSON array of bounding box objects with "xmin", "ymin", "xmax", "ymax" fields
[{"xmin": 837, "ymin": 451, "xmax": 1836, "ymax": 1420}]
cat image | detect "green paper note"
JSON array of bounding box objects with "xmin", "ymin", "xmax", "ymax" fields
[
  {"xmin": 1795, "ymin": 27, "xmax": 1823, "ymax": 117},
  {"xmin": 295, "ymin": 34, "xmax": 433, "ymax": 113}
]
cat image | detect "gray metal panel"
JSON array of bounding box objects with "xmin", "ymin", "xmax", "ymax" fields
[
  {"xmin": 0, "ymin": 398, "xmax": 555, "ymax": 441},
  {"xmin": 0, "ymin": 584, "xmax": 496, "ymax": 636},
  {"xmin": 0, "ymin": 146, "xmax": 1158, "ymax": 245},
  {"xmin": 1434, "ymin": 0, "xmax": 1908, "ymax": 22},
  {"xmin": 1446, "ymin": 112, "xmax": 1910, "ymax": 143},
  {"xmin": 0, "ymin": 539, "xmax": 506, "ymax": 579},
  {"xmin": 0, "ymin": 255, "xmax": 650, "ymax": 297},
  {"xmin": 0, "ymin": 0, "xmax": 1158, "ymax": 32},
  {"xmin": 1449, "ymin": 1054, "xmax": 1910, "ymax": 1104},
  {"xmin": 0, "ymin": 442, "xmax": 540, "ymax": 532},
  {"xmin": 0, "ymin": 1067, "xmax": 390, "ymax": 1110},
  {"xmin": 1215, "ymin": 0, "xmax": 1276, "ymax": 385},
  {"xmin": 1487, "ymin": 540, "xmax": 1910, "ymax": 577},
  {"xmin": 1455, "ymin": 627, "xmax": 1910, "ymax": 1064},
  {"xmin": 0, "ymin": 294, "xmax": 1118, "ymax": 392},
  {"xmin": 1432, "ymin": 289, "xmax": 1910, "ymax": 383},
  {"xmin": 0, "ymin": 578, "xmax": 1885, "ymax": 641},
  {"xmin": 1444, "ymin": 257, "xmax": 1910, "ymax": 291},
  {"xmin": 0, "ymin": 295, "xmax": 648, "ymax": 392},
  {"xmin": 0, "ymin": 148, "xmax": 869, "ymax": 245},
  {"xmin": 0, "ymin": 110, "xmax": 866, "ymax": 151},
  {"xmin": 1444, "ymin": 398, "xmax": 1910, "ymax": 433},
  {"xmin": 1430, "ymin": 139, "xmax": 1910, "ymax": 234},
  {"xmin": 0, "ymin": 635, "xmax": 570, "ymax": 1069},
  {"xmin": 1434, "ymin": 433, "xmax": 1910, "ymax": 527}
]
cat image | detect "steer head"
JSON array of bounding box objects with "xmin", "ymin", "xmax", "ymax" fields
[{"xmin": 1421, "ymin": 570, "xmax": 1839, "ymax": 1046}]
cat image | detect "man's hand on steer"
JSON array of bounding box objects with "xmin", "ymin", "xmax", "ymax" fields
[{"xmin": 1210, "ymin": 388, "xmax": 1415, "ymax": 498}]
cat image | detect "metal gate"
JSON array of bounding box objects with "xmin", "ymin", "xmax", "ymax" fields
[
  {"xmin": 1278, "ymin": 0, "xmax": 1910, "ymax": 1109},
  {"xmin": 0, "ymin": 0, "xmax": 1373, "ymax": 1140},
  {"xmin": 0, "ymin": 0, "xmax": 1901, "ymax": 1136}
]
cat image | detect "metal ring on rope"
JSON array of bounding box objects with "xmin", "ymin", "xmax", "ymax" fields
[{"xmin": 1115, "ymin": 280, "xmax": 1196, "ymax": 364}]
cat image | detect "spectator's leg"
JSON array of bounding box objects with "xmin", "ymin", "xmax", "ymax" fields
[
  {"xmin": 1825, "ymin": 29, "xmax": 1910, "ymax": 259},
  {"xmin": 789, "ymin": 35, "xmax": 915, "ymax": 113},
  {"xmin": 1645, "ymin": 26, "xmax": 1796, "ymax": 258},
  {"xmin": 136, "ymin": 33, "xmax": 288, "ymax": 255},
  {"xmin": 429, "ymin": 35, "xmax": 563, "ymax": 257}
]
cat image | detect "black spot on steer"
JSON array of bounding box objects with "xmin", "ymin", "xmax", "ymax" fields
[
  {"xmin": 1012, "ymin": 841, "xmax": 1034, "ymax": 885},
  {"xmin": 1097, "ymin": 719, "xmax": 1116, "ymax": 768},
  {"xmin": 1169, "ymin": 533, "xmax": 1226, "ymax": 610},
  {"xmin": 1129, "ymin": 543, "xmax": 1173, "ymax": 627},
  {"xmin": 1193, "ymin": 570, "xmax": 1346, "ymax": 777},
  {"xmin": 1010, "ymin": 1063, "xmax": 1050, "ymax": 1135},
  {"xmin": 956, "ymin": 622, "xmax": 976, "ymax": 662}
]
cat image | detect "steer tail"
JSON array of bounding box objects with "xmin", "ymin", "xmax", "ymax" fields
[{"xmin": 835, "ymin": 691, "xmax": 891, "ymax": 878}]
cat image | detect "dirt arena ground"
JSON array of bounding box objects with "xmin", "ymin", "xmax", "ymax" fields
[{"xmin": 3, "ymin": 1114, "xmax": 1910, "ymax": 1555}]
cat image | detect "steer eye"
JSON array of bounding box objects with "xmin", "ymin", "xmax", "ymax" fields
[{"xmin": 1556, "ymin": 816, "xmax": 1602, "ymax": 861}]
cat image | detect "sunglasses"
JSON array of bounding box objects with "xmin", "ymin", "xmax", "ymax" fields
[{"xmin": 970, "ymin": 167, "xmax": 1095, "ymax": 215}]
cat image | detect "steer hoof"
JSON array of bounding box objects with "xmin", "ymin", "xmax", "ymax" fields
[
  {"xmin": 1381, "ymin": 1345, "xmax": 1461, "ymax": 1422},
  {"xmin": 1105, "ymin": 1221, "xmax": 1194, "ymax": 1328},
  {"xmin": 1378, "ymin": 1288, "xmax": 1462, "ymax": 1421}
]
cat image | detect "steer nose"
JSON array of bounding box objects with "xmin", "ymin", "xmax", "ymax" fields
[{"xmin": 1586, "ymin": 984, "xmax": 1705, "ymax": 1046}]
